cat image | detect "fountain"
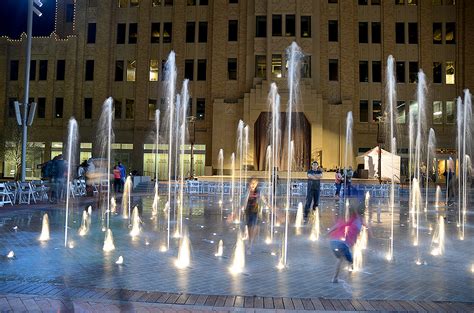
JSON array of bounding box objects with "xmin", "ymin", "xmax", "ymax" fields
[
  {"xmin": 309, "ymin": 208, "xmax": 320, "ymax": 241},
  {"xmin": 231, "ymin": 153, "xmax": 238, "ymax": 223},
  {"xmin": 111, "ymin": 197, "xmax": 116, "ymax": 213},
  {"xmin": 130, "ymin": 206, "xmax": 141, "ymax": 237},
  {"xmin": 412, "ymin": 178, "xmax": 421, "ymax": 247},
  {"xmin": 103, "ymin": 228, "xmax": 115, "ymax": 252},
  {"xmin": 237, "ymin": 120, "xmax": 244, "ymax": 213},
  {"xmin": 215, "ymin": 239, "xmax": 224, "ymax": 257},
  {"xmin": 78, "ymin": 210, "xmax": 89, "ymax": 236},
  {"xmin": 458, "ymin": 90, "xmax": 471, "ymax": 240},
  {"xmin": 64, "ymin": 118, "xmax": 78, "ymax": 247},
  {"xmin": 116, "ymin": 256, "xmax": 124, "ymax": 264},
  {"xmin": 344, "ymin": 111, "xmax": 353, "ymax": 202},
  {"xmin": 431, "ymin": 216, "xmax": 445, "ymax": 256},
  {"xmin": 229, "ymin": 233, "xmax": 245, "ymax": 274},
  {"xmin": 425, "ymin": 128, "xmax": 436, "ymax": 212},
  {"xmin": 294, "ymin": 202, "xmax": 304, "ymax": 228},
  {"xmin": 122, "ymin": 176, "xmax": 132, "ymax": 220},
  {"xmin": 218, "ymin": 149, "xmax": 224, "ymax": 205},
  {"xmin": 175, "ymin": 233, "xmax": 191, "ymax": 269},
  {"xmin": 435, "ymin": 185, "xmax": 442, "ymax": 210},
  {"xmin": 39, "ymin": 213, "xmax": 50, "ymax": 241},
  {"xmin": 152, "ymin": 109, "xmax": 161, "ymax": 217}
]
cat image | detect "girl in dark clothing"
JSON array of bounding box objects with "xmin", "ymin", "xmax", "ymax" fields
[{"xmin": 245, "ymin": 178, "xmax": 260, "ymax": 254}]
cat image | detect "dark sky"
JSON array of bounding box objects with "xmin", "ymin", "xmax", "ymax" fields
[{"xmin": 0, "ymin": 0, "xmax": 56, "ymax": 39}]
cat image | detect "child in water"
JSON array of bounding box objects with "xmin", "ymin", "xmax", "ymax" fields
[{"xmin": 327, "ymin": 200, "xmax": 366, "ymax": 283}]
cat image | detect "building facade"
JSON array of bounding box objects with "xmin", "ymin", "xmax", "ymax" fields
[{"xmin": 0, "ymin": 0, "xmax": 473, "ymax": 180}]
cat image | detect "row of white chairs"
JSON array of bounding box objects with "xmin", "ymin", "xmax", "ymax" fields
[{"xmin": 0, "ymin": 181, "xmax": 50, "ymax": 206}]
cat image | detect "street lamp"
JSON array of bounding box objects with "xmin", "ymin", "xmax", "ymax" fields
[{"xmin": 17, "ymin": 0, "xmax": 43, "ymax": 181}]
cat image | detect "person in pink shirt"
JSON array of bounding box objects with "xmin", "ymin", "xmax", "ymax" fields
[{"xmin": 327, "ymin": 200, "xmax": 366, "ymax": 283}]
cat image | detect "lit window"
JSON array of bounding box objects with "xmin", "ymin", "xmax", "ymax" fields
[
  {"xmin": 446, "ymin": 22, "xmax": 455, "ymax": 44},
  {"xmin": 271, "ymin": 54, "xmax": 282, "ymax": 78},
  {"xmin": 255, "ymin": 55, "xmax": 266, "ymax": 78},
  {"xmin": 446, "ymin": 101, "xmax": 455, "ymax": 124},
  {"xmin": 372, "ymin": 101, "xmax": 382, "ymax": 122},
  {"xmin": 301, "ymin": 56, "xmax": 311, "ymax": 78},
  {"xmin": 118, "ymin": 0, "xmax": 128, "ymax": 7},
  {"xmin": 127, "ymin": 60, "xmax": 136, "ymax": 81},
  {"xmin": 433, "ymin": 101, "xmax": 443, "ymax": 124},
  {"xmin": 446, "ymin": 62, "xmax": 455, "ymax": 84},
  {"xmin": 148, "ymin": 99, "xmax": 158, "ymax": 120},
  {"xmin": 433, "ymin": 23, "xmax": 442, "ymax": 44},
  {"xmin": 397, "ymin": 101, "xmax": 406, "ymax": 124},
  {"xmin": 149, "ymin": 60, "xmax": 159, "ymax": 81}
]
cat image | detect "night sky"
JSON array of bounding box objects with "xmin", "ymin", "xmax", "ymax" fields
[{"xmin": 0, "ymin": 0, "xmax": 56, "ymax": 39}]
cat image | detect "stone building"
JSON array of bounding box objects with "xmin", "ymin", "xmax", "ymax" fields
[{"xmin": 0, "ymin": 0, "xmax": 472, "ymax": 180}]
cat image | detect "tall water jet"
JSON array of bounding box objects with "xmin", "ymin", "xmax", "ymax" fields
[
  {"xmin": 425, "ymin": 129, "xmax": 436, "ymax": 212},
  {"xmin": 110, "ymin": 197, "xmax": 116, "ymax": 214},
  {"xmin": 243, "ymin": 125, "xmax": 249, "ymax": 200},
  {"xmin": 365, "ymin": 191, "xmax": 371, "ymax": 224},
  {"xmin": 435, "ymin": 185, "xmax": 442, "ymax": 210},
  {"xmin": 353, "ymin": 238, "xmax": 363, "ymax": 272},
  {"xmin": 152, "ymin": 109, "xmax": 161, "ymax": 217},
  {"xmin": 218, "ymin": 149, "xmax": 224, "ymax": 205},
  {"xmin": 344, "ymin": 111, "xmax": 353, "ymax": 202},
  {"xmin": 268, "ymin": 83, "xmax": 281, "ymax": 243},
  {"xmin": 294, "ymin": 202, "xmax": 304, "ymax": 228},
  {"xmin": 266, "ymin": 145, "xmax": 272, "ymax": 211},
  {"xmin": 231, "ymin": 153, "xmax": 238, "ymax": 222},
  {"xmin": 415, "ymin": 71, "xmax": 427, "ymax": 182},
  {"xmin": 281, "ymin": 42, "xmax": 303, "ymax": 269},
  {"xmin": 309, "ymin": 208, "xmax": 320, "ymax": 241},
  {"xmin": 176, "ymin": 80, "xmax": 189, "ymax": 238},
  {"xmin": 409, "ymin": 108, "xmax": 416, "ymax": 212},
  {"xmin": 78, "ymin": 210, "xmax": 89, "ymax": 236},
  {"xmin": 97, "ymin": 98, "xmax": 114, "ymax": 232},
  {"xmin": 175, "ymin": 233, "xmax": 191, "ymax": 269},
  {"xmin": 215, "ymin": 239, "xmax": 224, "ymax": 257},
  {"xmin": 122, "ymin": 176, "xmax": 132, "ymax": 220},
  {"xmin": 280, "ymin": 140, "xmax": 294, "ymax": 269},
  {"xmin": 460, "ymin": 90, "xmax": 471, "ymax": 240},
  {"xmin": 237, "ymin": 120, "xmax": 244, "ymax": 212},
  {"xmin": 412, "ymin": 178, "xmax": 421, "ymax": 246},
  {"xmin": 64, "ymin": 118, "xmax": 78, "ymax": 247},
  {"xmin": 39, "ymin": 213, "xmax": 50, "ymax": 241},
  {"xmin": 431, "ymin": 216, "xmax": 445, "ymax": 256},
  {"xmin": 103, "ymin": 228, "xmax": 115, "ymax": 252},
  {"xmin": 130, "ymin": 206, "xmax": 141, "ymax": 237},
  {"xmin": 229, "ymin": 233, "xmax": 245, "ymax": 274},
  {"xmin": 164, "ymin": 51, "xmax": 177, "ymax": 250}
]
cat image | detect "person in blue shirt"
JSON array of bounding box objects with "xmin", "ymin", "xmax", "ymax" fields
[
  {"xmin": 118, "ymin": 162, "xmax": 126, "ymax": 192},
  {"xmin": 304, "ymin": 161, "xmax": 323, "ymax": 221}
]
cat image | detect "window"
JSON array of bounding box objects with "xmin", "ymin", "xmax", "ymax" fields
[
  {"xmin": 359, "ymin": 22, "xmax": 368, "ymax": 43},
  {"xmin": 117, "ymin": 23, "xmax": 126, "ymax": 44},
  {"xmin": 230, "ymin": 0, "xmax": 238, "ymax": 3},
  {"xmin": 10, "ymin": 60, "xmax": 19, "ymax": 81},
  {"xmin": 148, "ymin": 99, "xmax": 158, "ymax": 120},
  {"xmin": 129, "ymin": 23, "xmax": 138, "ymax": 44},
  {"xmin": 85, "ymin": 60, "xmax": 94, "ymax": 81},
  {"xmin": 359, "ymin": 61, "xmax": 369, "ymax": 82},
  {"xmin": 432, "ymin": 0, "xmax": 442, "ymax": 4},
  {"xmin": 358, "ymin": 0, "xmax": 368, "ymax": 4},
  {"xmin": 329, "ymin": 59, "xmax": 338, "ymax": 81},
  {"xmin": 396, "ymin": 61, "xmax": 405, "ymax": 83},
  {"xmin": 37, "ymin": 97, "xmax": 46, "ymax": 119},
  {"xmin": 196, "ymin": 98, "xmax": 205, "ymax": 120},
  {"xmin": 84, "ymin": 98, "xmax": 93, "ymax": 119},
  {"xmin": 396, "ymin": 23, "xmax": 405, "ymax": 44},
  {"xmin": 372, "ymin": 0, "xmax": 381, "ymax": 4},
  {"xmin": 256, "ymin": 16, "xmax": 267, "ymax": 37},
  {"xmin": 114, "ymin": 100, "xmax": 122, "ymax": 119},
  {"xmin": 446, "ymin": 22, "xmax": 455, "ymax": 44},
  {"xmin": 446, "ymin": 61, "xmax": 455, "ymax": 84},
  {"xmin": 397, "ymin": 101, "xmax": 406, "ymax": 124},
  {"xmin": 328, "ymin": 0, "xmax": 338, "ymax": 3},
  {"xmin": 360, "ymin": 100, "xmax": 369, "ymax": 122},
  {"xmin": 372, "ymin": 22, "xmax": 381, "ymax": 43},
  {"xmin": 228, "ymin": 20, "xmax": 238, "ymax": 41},
  {"xmin": 130, "ymin": 0, "xmax": 139, "ymax": 6},
  {"xmin": 115, "ymin": 60, "xmax": 124, "ymax": 81},
  {"xmin": 29, "ymin": 60, "xmax": 36, "ymax": 81},
  {"xmin": 200, "ymin": 0, "xmax": 208, "ymax": 5},
  {"xmin": 408, "ymin": 23, "xmax": 418, "ymax": 44},
  {"xmin": 197, "ymin": 59, "xmax": 206, "ymax": 80},
  {"xmin": 255, "ymin": 55, "xmax": 266, "ymax": 78},
  {"xmin": 433, "ymin": 23, "xmax": 442, "ymax": 44},
  {"xmin": 446, "ymin": 101, "xmax": 455, "ymax": 124},
  {"xmin": 395, "ymin": 0, "xmax": 404, "ymax": 4},
  {"xmin": 186, "ymin": 22, "xmax": 195, "ymax": 43},
  {"xmin": 185, "ymin": 59, "xmax": 194, "ymax": 80},
  {"xmin": 408, "ymin": 0, "xmax": 417, "ymax": 4},
  {"xmin": 66, "ymin": 4, "xmax": 74, "ymax": 23},
  {"xmin": 187, "ymin": 0, "xmax": 196, "ymax": 5},
  {"xmin": 118, "ymin": 0, "xmax": 128, "ymax": 7},
  {"xmin": 433, "ymin": 101, "xmax": 443, "ymax": 124},
  {"xmin": 409, "ymin": 62, "xmax": 418, "ymax": 83},
  {"xmin": 433, "ymin": 62, "xmax": 442, "ymax": 83},
  {"xmin": 164, "ymin": 0, "xmax": 173, "ymax": 5},
  {"xmin": 56, "ymin": 60, "xmax": 65, "ymax": 81},
  {"xmin": 301, "ymin": 56, "xmax": 311, "ymax": 78},
  {"xmin": 301, "ymin": 16, "xmax": 311, "ymax": 38},
  {"xmin": 372, "ymin": 100, "xmax": 382, "ymax": 122},
  {"xmin": 272, "ymin": 15, "xmax": 282, "ymax": 36},
  {"xmin": 127, "ymin": 60, "xmax": 136, "ymax": 81},
  {"xmin": 187, "ymin": 98, "xmax": 193, "ymax": 116},
  {"xmin": 150, "ymin": 60, "xmax": 159, "ymax": 81},
  {"xmin": 228, "ymin": 58, "xmax": 237, "ymax": 80},
  {"xmin": 271, "ymin": 54, "xmax": 282, "ymax": 78},
  {"xmin": 39, "ymin": 60, "xmax": 48, "ymax": 80},
  {"xmin": 152, "ymin": 0, "xmax": 161, "ymax": 6},
  {"xmin": 328, "ymin": 20, "xmax": 338, "ymax": 42},
  {"xmin": 372, "ymin": 61, "xmax": 381, "ymax": 82},
  {"xmin": 198, "ymin": 22, "xmax": 208, "ymax": 42},
  {"xmin": 55, "ymin": 98, "xmax": 64, "ymax": 118},
  {"xmin": 151, "ymin": 23, "xmax": 160, "ymax": 43},
  {"xmin": 8, "ymin": 98, "xmax": 16, "ymax": 118},
  {"xmin": 125, "ymin": 99, "xmax": 134, "ymax": 119},
  {"xmin": 286, "ymin": 15, "xmax": 295, "ymax": 36},
  {"xmin": 163, "ymin": 22, "xmax": 172, "ymax": 43},
  {"xmin": 87, "ymin": 23, "xmax": 96, "ymax": 44}
]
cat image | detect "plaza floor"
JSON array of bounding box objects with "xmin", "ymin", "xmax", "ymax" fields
[{"xmin": 0, "ymin": 191, "xmax": 473, "ymax": 312}]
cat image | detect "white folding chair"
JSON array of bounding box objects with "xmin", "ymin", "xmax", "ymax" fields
[{"xmin": 0, "ymin": 183, "xmax": 14, "ymax": 206}]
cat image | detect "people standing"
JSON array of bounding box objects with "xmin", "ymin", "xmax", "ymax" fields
[
  {"xmin": 327, "ymin": 200, "xmax": 366, "ymax": 283},
  {"xmin": 113, "ymin": 165, "xmax": 121, "ymax": 193},
  {"xmin": 245, "ymin": 178, "xmax": 260, "ymax": 254},
  {"xmin": 335, "ymin": 169, "xmax": 343, "ymax": 199},
  {"xmin": 304, "ymin": 161, "xmax": 323, "ymax": 221},
  {"xmin": 118, "ymin": 161, "xmax": 126, "ymax": 192}
]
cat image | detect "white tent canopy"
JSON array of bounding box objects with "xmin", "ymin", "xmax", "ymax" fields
[{"xmin": 356, "ymin": 146, "xmax": 401, "ymax": 183}]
